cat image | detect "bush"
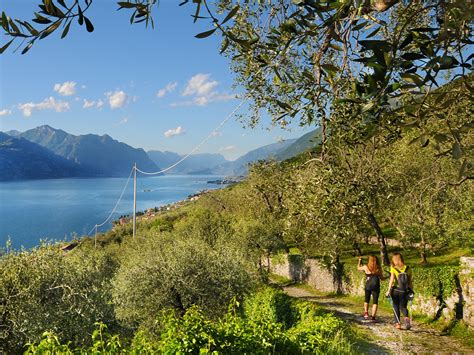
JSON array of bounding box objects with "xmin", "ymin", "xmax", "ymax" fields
[
  {"xmin": 244, "ymin": 286, "xmax": 296, "ymax": 329},
  {"xmin": 112, "ymin": 233, "xmax": 254, "ymax": 330},
  {"xmin": 25, "ymin": 288, "xmax": 353, "ymax": 354},
  {"xmin": 0, "ymin": 244, "xmax": 119, "ymax": 352}
]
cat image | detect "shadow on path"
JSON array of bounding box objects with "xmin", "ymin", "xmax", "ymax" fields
[{"xmin": 282, "ymin": 285, "xmax": 472, "ymax": 354}]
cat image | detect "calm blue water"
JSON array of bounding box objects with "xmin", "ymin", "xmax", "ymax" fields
[{"xmin": 0, "ymin": 175, "xmax": 223, "ymax": 249}]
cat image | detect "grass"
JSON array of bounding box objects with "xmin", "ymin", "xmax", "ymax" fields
[
  {"xmin": 269, "ymin": 273, "xmax": 293, "ymax": 286},
  {"xmin": 339, "ymin": 243, "xmax": 471, "ymax": 268}
]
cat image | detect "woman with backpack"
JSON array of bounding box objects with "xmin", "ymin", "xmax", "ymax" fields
[
  {"xmin": 357, "ymin": 255, "xmax": 384, "ymax": 321},
  {"xmin": 386, "ymin": 252, "xmax": 413, "ymax": 330}
]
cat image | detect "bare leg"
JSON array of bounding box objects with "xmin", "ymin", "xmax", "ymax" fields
[
  {"xmin": 371, "ymin": 304, "xmax": 378, "ymax": 317},
  {"xmin": 364, "ymin": 302, "xmax": 369, "ymax": 313}
]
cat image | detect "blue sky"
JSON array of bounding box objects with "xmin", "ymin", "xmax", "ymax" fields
[{"xmin": 0, "ymin": 1, "xmax": 314, "ymax": 160}]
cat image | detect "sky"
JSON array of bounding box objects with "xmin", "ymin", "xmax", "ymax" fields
[{"xmin": 0, "ymin": 0, "xmax": 315, "ymax": 160}]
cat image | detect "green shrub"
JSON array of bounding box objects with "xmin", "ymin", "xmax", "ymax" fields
[
  {"xmin": 25, "ymin": 288, "xmax": 353, "ymax": 354},
  {"xmin": 244, "ymin": 287, "xmax": 296, "ymax": 329},
  {"xmin": 0, "ymin": 244, "xmax": 119, "ymax": 352},
  {"xmin": 411, "ymin": 265, "xmax": 459, "ymax": 299},
  {"xmin": 112, "ymin": 233, "xmax": 254, "ymax": 330}
]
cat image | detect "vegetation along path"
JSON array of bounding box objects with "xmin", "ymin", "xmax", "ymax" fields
[{"xmin": 283, "ymin": 285, "xmax": 472, "ymax": 354}]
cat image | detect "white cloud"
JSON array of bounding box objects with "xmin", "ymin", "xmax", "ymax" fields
[
  {"xmin": 83, "ymin": 99, "xmax": 104, "ymax": 109},
  {"xmin": 18, "ymin": 97, "xmax": 70, "ymax": 117},
  {"xmin": 171, "ymin": 73, "xmax": 235, "ymax": 107},
  {"xmin": 53, "ymin": 81, "xmax": 77, "ymax": 96},
  {"xmin": 182, "ymin": 74, "xmax": 218, "ymax": 97},
  {"xmin": 156, "ymin": 82, "xmax": 178, "ymax": 98},
  {"xmin": 106, "ymin": 90, "xmax": 128, "ymax": 109},
  {"xmin": 0, "ymin": 109, "xmax": 12, "ymax": 117},
  {"xmin": 219, "ymin": 145, "xmax": 236, "ymax": 152},
  {"xmin": 164, "ymin": 126, "xmax": 185, "ymax": 138}
]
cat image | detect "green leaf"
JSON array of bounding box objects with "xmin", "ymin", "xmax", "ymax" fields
[
  {"xmin": 352, "ymin": 21, "xmax": 368, "ymax": 31},
  {"xmin": 8, "ymin": 17, "xmax": 20, "ymax": 34},
  {"xmin": 32, "ymin": 13, "xmax": 52, "ymax": 24},
  {"xmin": 399, "ymin": 33, "xmax": 413, "ymax": 49},
  {"xmin": 452, "ymin": 142, "xmax": 462, "ymax": 159},
  {"xmin": 458, "ymin": 159, "xmax": 467, "ymax": 180},
  {"xmin": 1, "ymin": 12, "xmax": 9, "ymax": 32},
  {"xmin": 0, "ymin": 39, "xmax": 14, "ymax": 54},
  {"xmin": 361, "ymin": 101, "xmax": 375, "ymax": 113},
  {"xmin": 321, "ymin": 64, "xmax": 339, "ymax": 74},
  {"xmin": 359, "ymin": 40, "xmax": 391, "ymax": 51},
  {"xmin": 400, "ymin": 73, "xmax": 423, "ymax": 86},
  {"xmin": 402, "ymin": 52, "xmax": 426, "ymax": 60},
  {"xmin": 193, "ymin": 1, "xmax": 201, "ymax": 23},
  {"xmin": 221, "ymin": 5, "xmax": 239, "ymax": 25},
  {"xmin": 18, "ymin": 20, "xmax": 39, "ymax": 36},
  {"xmin": 78, "ymin": 5, "xmax": 84, "ymax": 25},
  {"xmin": 84, "ymin": 16, "xmax": 94, "ymax": 32},
  {"xmin": 275, "ymin": 100, "xmax": 292, "ymax": 111},
  {"xmin": 61, "ymin": 20, "xmax": 72, "ymax": 38},
  {"xmin": 220, "ymin": 37, "xmax": 229, "ymax": 54},
  {"xmin": 366, "ymin": 26, "xmax": 381, "ymax": 38},
  {"xmin": 117, "ymin": 2, "xmax": 137, "ymax": 9},
  {"xmin": 420, "ymin": 135, "xmax": 430, "ymax": 147},
  {"xmin": 21, "ymin": 41, "xmax": 34, "ymax": 55},
  {"xmin": 39, "ymin": 21, "xmax": 61, "ymax": 39},
  {"xmin": 195, "ymin": 28, "xmax": 216, "ymax": 38}
]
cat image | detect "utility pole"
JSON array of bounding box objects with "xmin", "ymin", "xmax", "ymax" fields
[
  {"xmin": 94, "ymin": 224, "xmax": 98, "ymax": 249},
  {"xmin": 133, "ymin": 162, "xmax": 137, "ymax": 238}
]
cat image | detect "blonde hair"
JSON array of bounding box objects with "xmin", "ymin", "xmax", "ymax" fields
[
  {"xmin": 367, "ymin": 255, "xmax": 382, "ymax": 277},
  {"xmin": 391, "ymin": 253, "xmax": 405, "ymax": 269}
]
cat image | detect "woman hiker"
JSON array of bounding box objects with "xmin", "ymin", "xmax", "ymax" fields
[
  {"xmin": 357, "ymin": 255, "xmax": 384, "ymax": 321},
  {"xmin": 386, "ymin": 252, "xmax": 413, "ymax": 330}
]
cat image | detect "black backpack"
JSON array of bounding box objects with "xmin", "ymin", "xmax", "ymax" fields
[{"xmin": 394, "ymin": 266, "xmax": 410, "ymax": 291}]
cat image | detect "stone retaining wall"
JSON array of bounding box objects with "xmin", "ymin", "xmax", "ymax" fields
[{"xmin": 268, "ymin": 254, "xmax": 474, "ymax": 328}]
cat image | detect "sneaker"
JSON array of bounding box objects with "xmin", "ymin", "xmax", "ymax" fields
[
  {"xmin": 405, "ymin": 317, "xmax": 411, "ymax": 330},
  {"xmin": 395, "ymin": 323, "xmax": 402, "ymax": 330},
  {"xmin": 363, "ymin": 312, "xmax": 369, "ymax": 320},
  {"xmin": 371, "ymin": 316, "xmax": 377, "ymax": 322}
]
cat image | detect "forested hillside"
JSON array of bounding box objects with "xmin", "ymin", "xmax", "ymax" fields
[{"xmin": 0, "ymin": 132, "xmax": 85, "ymax": 180}]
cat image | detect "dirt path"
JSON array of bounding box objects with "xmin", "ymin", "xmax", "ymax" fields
[{"xmin": 283, "ymin": 285, "xmax": 472, "ymax": 354}]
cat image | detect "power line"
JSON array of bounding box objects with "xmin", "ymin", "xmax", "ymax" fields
[
  {"xmin": 88, "ymin": 44, "xmax": 290, "ymax": 239},
  {"xmin": 87, "ymin": 166, "xmax": 134, "ymax": 235},
  {"xmin": 135, "ymin": 99, "xmax": 246, "ymax": 176}
]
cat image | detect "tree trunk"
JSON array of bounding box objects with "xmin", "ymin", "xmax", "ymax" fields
[
  {"xmin": 353, "ymin": 241, "xmax": 362, "ymax": 256},
  {"xmin": 420, "ymin": 233, "xmax": 428, "ymax": 264},
  {"xmin": 266, "ymin": 252, "xmax": 271, "ymax": 274},
  {"xmin": 367, "ymin": 212, "xmax": 390, "ymax": 265}
]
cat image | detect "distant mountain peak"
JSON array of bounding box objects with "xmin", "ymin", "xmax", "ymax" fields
[{"xmin": 13, "ymin": 126, "xmax": 159, "ymax": 177}]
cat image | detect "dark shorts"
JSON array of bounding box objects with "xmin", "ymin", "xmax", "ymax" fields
[
  {"xmin": 364, "ymin": 287, "xmax": 380, "ymax": 304},
  {"xmin": 364, "ymin": 275, "xmax": 381, "ymax": 304}
]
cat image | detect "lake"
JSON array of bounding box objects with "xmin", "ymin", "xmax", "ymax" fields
[{"xmin": 0, "ymin": 175, "xmax": 223, "ymax": 249}]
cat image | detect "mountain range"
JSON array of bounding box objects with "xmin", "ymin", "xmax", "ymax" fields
[
  {"xmin": 7, "ymin": 125, "xmax": 159, "ymax": 177},
  {"xmin": 0, "ymin": 125, "xmax": 321, "ymax": 181},
  {"xmin": 0, "ymin": 132, "xmax": 85, "ymax": 181}
]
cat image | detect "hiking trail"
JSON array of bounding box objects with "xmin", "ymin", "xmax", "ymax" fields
[{"xmin": 283, "ymin": 285, "xmax": 472, "ymax": 354}]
